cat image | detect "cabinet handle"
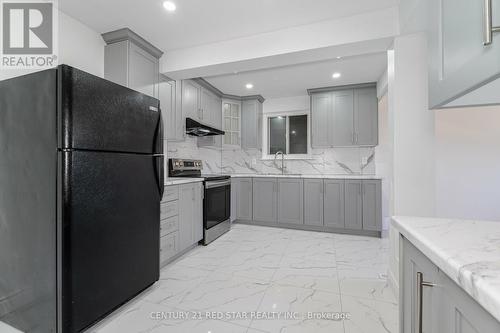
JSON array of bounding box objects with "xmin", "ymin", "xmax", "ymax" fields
[
  {"xmin": 352, "ymin": 131, "xmax": 355, "ymax": 144},
  {"xmin": 416, "ymin": 272, "xmax": 436, "ymax": 333},
  {"xmin": 484, "ymin": 0, "xmax": 500, "ymax": 45}
]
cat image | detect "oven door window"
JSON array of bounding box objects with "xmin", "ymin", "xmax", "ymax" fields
[{"xmin": 205, "ymin": 184, "xmax": 230, "ymax": 229}]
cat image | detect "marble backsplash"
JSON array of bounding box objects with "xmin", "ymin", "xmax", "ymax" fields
[{"xmin": 167, "ymin": 137, "xmax": 376, "ymax": 176}]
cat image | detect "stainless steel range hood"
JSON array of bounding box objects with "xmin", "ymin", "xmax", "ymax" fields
[{"xmin": 185, "ymin": 117, "xmax": 225, "ymax": 137}]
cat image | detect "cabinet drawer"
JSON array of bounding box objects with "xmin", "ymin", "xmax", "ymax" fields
[
  {"xmin": 160, "ymin": 215, "xmax": 179, "ymax": 237},
  {"xmin": 163, "ymin": 185, "xmax": 179, "ymax": 202},
  {"xmin": 160, "ymin": 232, "xmax": 178, "ymax": 263},
  {"xmin": 161, "ymin": 201, "xmax": 178, "ymax": 219}
]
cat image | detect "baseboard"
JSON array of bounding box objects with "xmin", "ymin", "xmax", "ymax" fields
[{"xmin": 233, "ymin": 220, "xmax": 381, "ymax": 238}]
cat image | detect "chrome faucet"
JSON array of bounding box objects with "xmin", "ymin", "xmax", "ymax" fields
[{"xmin": 274, "ymin": 150, "xmax": 286, "ymax": 175}]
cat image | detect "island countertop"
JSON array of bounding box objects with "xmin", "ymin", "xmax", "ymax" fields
[{"xmin": 392, "ymin": 216, "xmax": 500, "ymax": 322}]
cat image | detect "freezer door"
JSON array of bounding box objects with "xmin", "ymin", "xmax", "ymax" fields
[
  {"xmin": 60, "ymin": 151, "xmax": 160, "ymax": 333},
  {"xmin": 58, "ymin": 65, "xmax": 162, "ymax": 154}
]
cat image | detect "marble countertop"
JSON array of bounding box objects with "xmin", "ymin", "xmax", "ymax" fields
[
  {"xmin": 164, "ymin": 177, "xmax": 204, "ymax": 186},
  {"xmin": 392, "ymin": 216, "xmax": 500, "ymax": 322},
  {"xmin": 230, "ymin": 174, "xmax": 383, "ymax": 180}
]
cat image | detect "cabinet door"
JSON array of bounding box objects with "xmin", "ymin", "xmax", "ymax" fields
[
  {"xmin": 236, "ymin": 178, "xmax": 253, "ymax": 221},
  {"xmin": 331, "ymin": 90, "xmax": 354, "ymax": 147},
  {"xmin": 230, "ymin": 178, "xmax": 237, "ymax": 222},
  {"xmin": 436, "ymin": 270, "xmax": 500, "ymax": 333},
  {"xmin": 428, "ymin": 0, "xmax": 500, "ymax": 108},
  {"xmin": 159, "ymin": 79, "xmax": 176, "ymax": 141},
  {"xmin": 402, "ymin": 238, "xmax": 440, "ymax": 333},
  {"xmin": 241, "ymin": 100, "xmax": 258, "ymax": 149},
  {"xmin": 193, "ymin": 183, "xmax": 204, "ymax": 243},
  {"xmin": 362, "ymin": 180, "xmax": 382, "ymax": 231},
  {"xmin": 178, "ymin": 184, "xmax": 194, "ymax": 252},
  {"xmin": 304, "ymin": 179, "xmax": 324, "ymax": 226},
  {"xmin": 354, "ymin": 88, "xmax": 378, "ymax": 146},
  {"xmin": 252, "ymin": 178, "xmax": 277, "ymax": 223},
  {"xmin": 344, "ymin": 180, "xmax": 362, "ymax": 230},
  {"xmin": 277, "ymin": 178, "xmax": 304, "ymax": 225},
  {"xmin": 211, "ymin": 95, "xmax": 222, "ymax": 129},
  {"xmin": 311, "ymin": 93, "xmax": 331, "ymax": 148},
  {"xmin": 324, "ymin": 179, "xmax": 345, "ymax": 228},
  {"xmin": 128, "ymin": 42, "xmax": 159, "ymax": 98},
  {"xmin": 182, "ymin": 80, "xmax": 201, "ymax": 121}
]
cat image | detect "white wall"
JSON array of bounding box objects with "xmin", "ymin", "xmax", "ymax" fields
[
  {"xmin": 435, "ymin": 105, "xmax": 500, "ymax": 221},
  {"xmin": 0, "ymin": 11, "xmax": 104, "ymax": 81},
  {"xmin": 387, "ymin": 33, "xmax": 436, "ymax": 296},
  {"xmin": 390, "ymin": 33, "xmax": 435, "ymax": 217}
]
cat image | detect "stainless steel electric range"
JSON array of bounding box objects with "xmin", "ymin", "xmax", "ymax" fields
[{"xmin": 168, "ymin": 158, "xmax": 231, "ymax": 245}]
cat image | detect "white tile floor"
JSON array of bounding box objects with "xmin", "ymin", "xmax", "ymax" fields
[{"xmin": 90, "ymin": 224, "xmax": 398, "ymax": 333}]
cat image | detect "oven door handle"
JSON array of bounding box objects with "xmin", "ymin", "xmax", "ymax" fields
[{"xmin": 205, "ymin": 179, "xmax": 231, "ymax": 189}]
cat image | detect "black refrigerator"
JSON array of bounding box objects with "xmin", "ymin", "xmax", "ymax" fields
[{"xmin": 0, "ymin": 65, "xmax": 164, "ymax": 332}]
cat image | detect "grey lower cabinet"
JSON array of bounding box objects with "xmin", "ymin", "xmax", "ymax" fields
[
  {"xmin": 161, "ymin": 182, "xmax": 203, "ymax": 267},
  {"xmin": 362, "ymin": 180, "xmax": 382, "ymax": 231},
  {"xmin": 323, "ymin": 179, "xmax": 345, "ymax": 228},
  {"xmin": 401, "ymin": 237, "xmax": 500, "ymax": 332},
  {"xmin": 235, "ymin": 178, "xmax": 253, "ymax": 221},
  {"xmin": 277, "ymin": 178, "xmax": 303, "ymax": 225},
  {"xmin": 233, "ymin": 177, "xmax": 381, "ymax": 236},
  {"xmin": 310, "ymin": 85, "xmax": 378, "ymax": 148},
  {"xmin": 304, "ymin": 179, "xmax": 324, "ymax": 226},
  {"xmin": 252, "ymin": 178, "xmax": 277, "ymax": 224},
  {"xmin": 344, "ymin": 180, "xmax": 363, "ymax": 230}
]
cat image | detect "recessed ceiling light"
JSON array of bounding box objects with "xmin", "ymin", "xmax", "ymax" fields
[
  {"xmin": 332, "ymin": 72, "xmax": 341, "ymax": 79},
  {"xmin": 245, "ymin": 83, "xmax": 254, "ymax": 89},
  {"xmin": 336, "ymin": 56, "xmax": 342, "ymax": 59},
  {"xmin": 163, "ymin": 1, "xmax": 176, "ymax": 11}
]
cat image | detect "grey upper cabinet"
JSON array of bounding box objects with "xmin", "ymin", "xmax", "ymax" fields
[
  {"xmin": 354, "ymin": 88, "xmax": 378, "ymax": 146},
  {"xmin": 427, "ymin": 0, "xmax": 500, "ymax": 108},
  {"xmin": 331, "ymin": 90, "xmax": 355, "ymax": 147},
  {"xmin": 362, "ymin": 180, "xmax": 382, "ymax": 231},
  {"xmin": 310, "ymin": 85, "xmax": 378, "ymax": 148},
  {"xmin": 241, "ymin": 98, "xmax": 264, "ymax": 150},
  {"xmin": 311, "ymin": 93, "xmax": 331, "ymax": 148},
  {"xmin": 236, "ymin": 178, "xmax": 253, "ymax": 221},
  {"xmin": 182, "ymin": 80, "xmax": 202, "ymax": 122},
  {"xmin": 200, "ymin": 87, "xmax": 222, "ymax": 128},
  {"xmin": 344, "ymin": 180, "xmax": 362, "ymax": 230},
  {"xmin": 324, "ymin": 179, "xmax": 345, "ymax": 228},
  {"xmin": 277, "ymin": 178, "xmax": 304, "ymax": 225},
  {"xmin": 102, "ymin": 28, "xmax": 163, "ymax": 98},
  {"xmin": 304, "ymin": 179, "xmax": 324, "ymax": 226},
  {"xmin": 160, "ymin": 77, "xmax": 184, "ymax": 141},
  {"xmin": 252, "ymin": 178, "xmax": 277, "ymax": 223}
]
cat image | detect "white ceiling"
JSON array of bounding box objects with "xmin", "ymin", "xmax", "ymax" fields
[
  {"xmin": 60, "ymin": 0, "xmax": 398, "ymax": 51},
  {"xmin": 204, "ymin": 53, "xmax": 387, "ymax": 99}
]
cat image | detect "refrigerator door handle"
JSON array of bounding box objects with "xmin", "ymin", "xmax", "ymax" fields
[{"xmin": 153, "ymin": 154, "xmax": 165, "ymax": 199}]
